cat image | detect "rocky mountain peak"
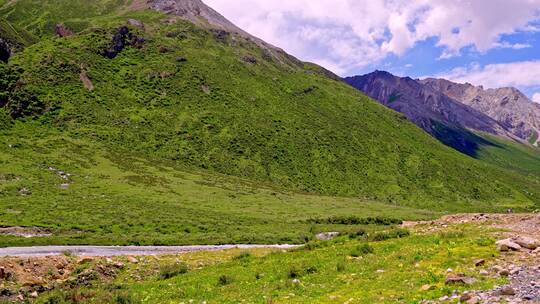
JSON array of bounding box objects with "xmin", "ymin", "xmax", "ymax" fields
[{"xmin": 148, "ymin": 0, "xmax": 244, "ymax": 34}]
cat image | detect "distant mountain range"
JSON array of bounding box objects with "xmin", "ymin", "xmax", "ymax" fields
[{"xmin": 345, "ymin": 71, "xmax": 540, "ymax": 155}]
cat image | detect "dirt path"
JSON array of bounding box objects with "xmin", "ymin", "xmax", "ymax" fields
[{"xmin": 0, "ymin": 244, "xmax": 301, "ymax": 257}]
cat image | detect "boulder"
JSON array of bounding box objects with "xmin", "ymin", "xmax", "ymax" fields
[
  {"xmin": 0, "ymin": 38, "xmax": 10, "ymax": 62},
  {"xmin": 315, "ymin": 232, "xmax": 340, "ymax": 241},
  {"xmin": 499, "ymin": 286, "xmax": 516, "ymax": 296},
  {"xmin": 55, "ymin": 24, "xmax": 73, "ymax": 37},
  {"xmin": 474, "ymin": 259, "xmax": 485, "ymax": 267},
  {"xmin": 496, "ymin": 239, "xmax": 521, "ymax": 251},
  {"xmin": 513, "ymin": 236, "xmax": 540, "ymax": 250},
  {"xmin": 127, "ymin": 19, "xmax": 145, "ymax": 29},
  {"xmin": 445, "ymin": 275, "xmax": 476, "ymax": 285}
]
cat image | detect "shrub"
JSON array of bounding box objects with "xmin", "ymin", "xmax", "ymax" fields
[
  {"xmin": 336, "ymin": 261, "xmax": 346, "ymax": 272},
  {"xmin": 158, "ymin": 263, "xmax": 189, "ymax": 280},
  {"xmin": 218, "ymin": 274, "xmax": 233, "ymax": 286},
  {"xmin": 288, "ymin": 266, "xmax": 301, "ymax": 278},
  {"xmin": 348, "ymin": 228, "xmax": 367, "ymax": 239},
  {"xmin": 233, "ymin": 252, "xmax": 252, "ymax": 261},
  {"xmin": 370, "ymin": 229, "xmax": 410, "ymax": 241},
  {"xmin": 306, "ymin": 216, "xmax": 402, "ymax": 226},
  {"xmin": 350, "ymin": 243, "xmax": 374, "ymax": 257}
]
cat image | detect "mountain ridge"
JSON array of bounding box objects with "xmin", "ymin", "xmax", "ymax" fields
[
  {"xmin": 345, "ymin": 71, "xmax": 540, "ymax": 151},
  {"xmin": 419, "ymin": 77, "xmax": 540, "ymax": 146}
]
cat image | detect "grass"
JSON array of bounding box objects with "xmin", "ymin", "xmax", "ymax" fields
[
  {"xmin": 0, "ymin": 1, "xmax": 537, "ymax": 247},
  {"xmin": 0, "ymin": 7, "xmax": 537, "ymax": 209},
  {"xmin": 35, "ymin": 225, "xmax": 505, "ymax": 304},
  {"xmin": 0, "ymin": 124, "xmax": 440, "ymax": 247}
]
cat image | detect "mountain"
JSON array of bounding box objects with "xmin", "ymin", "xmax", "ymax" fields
[
  {"xmin": 344, "ymin": 71, "xmax": 515, "ymax": 155},
  {"xmin": 420, "ymin": 78, "xmax": 540, "ymax": 146},
  {"xmin": 0, "ymin": 0, "xmax": 538, "ymax": 209}
]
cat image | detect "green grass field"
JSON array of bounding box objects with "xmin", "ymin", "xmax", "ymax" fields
[
  {"xmin": 0, "ymin": 0, "xmax": 538, "ymax": 248},
  {"xmin": 34, "ymin": 225, "xmax": 504, "ymax": 304},
  {"xmin": 0, "ymin": 123, "xmax": 441, "ymax": 247}
]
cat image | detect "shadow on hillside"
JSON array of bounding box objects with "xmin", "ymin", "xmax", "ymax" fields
[{"xmin": 430, "ymin": 121, "xmax": 501, "ymax": 158}]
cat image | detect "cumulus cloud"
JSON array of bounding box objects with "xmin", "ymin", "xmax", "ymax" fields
[
  {"xmin": 436, "ymin": 61, "xmax": 540, "ymax": 89},
  {"xmin": 204, "ymin": 0, "xmax": 540, "ymax": 74},
  {"xmin": 533, "ymin": 93, "xmax": 540, "ymax": 103}
]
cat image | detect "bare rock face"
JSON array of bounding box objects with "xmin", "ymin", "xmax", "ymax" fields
[
  {"xmin": 55, "ymin": 24, "xmax": 73, "ymax": 38},
  {"xmin": 148, "ymin": 0, "xmax": 244, "ymax": 33},
  {"xmin": 0, "ymin": 38, "xmax": 11, "ymax": 62},
  {"xmin": 345, "ymin": 71, "xmax": 514, "ymax": 155},
  {"xmin": 146, "ymin": 0, "xmax": 305, "ymax": 68},
  {"xmin": 421, "ymin": 78, "xmax": 540, "ymax": 146}
]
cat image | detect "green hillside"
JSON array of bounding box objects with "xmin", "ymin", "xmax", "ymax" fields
[{"xmin": 0, "ymin": 0, "xmax": 539, "ymax": 245}]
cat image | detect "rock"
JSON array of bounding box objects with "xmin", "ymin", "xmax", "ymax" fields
[
  {"xmin": 102, "ymin": 26, "xmax": 145, "ymax": 59},
  {"xmin": 113, "ymin": 262, "xmax": 125, "ymax": 269},
  {"xmin": 474, "ymin": 259, "xmax": 485, "ymax": 267},
  {"xmin": 16, "ymin": 294, "xmax": 24, "ymax": 301},
  {"xmin": 0, "ymin": 267, "xmax": 6, "ymax": 279},
  {"xmin": 55, "ymin": 24, "xmax": 73, "ymax": 37},
  {"xmin": 242, "ymin": 55, "xmax": 257, "ymax": 64},
  {"xmin": 499, "ymin": 269, "xmax": 510, "ymax": 277},
  {"xmin": 499, "ymin": 286, "xmax": 516, "ymax": 296},
  {"xmin": 513, "ymin": 236, "xmax": 540, "ymax": 250},
  {"xmin": 29, "ymin": 291, "xmax": 38, "ymax": 298},
  {"xmin": 496, "ymin": 239, "xmax": 522, "ymax": 251},
  {"xmin": 127, "ymin": 19, "xmax": 144, "ymax": 29},
  {"xmin": 77, "ymin": 257, "xmax": 94, "ymax": 264},
  {"xmin": 466, "ymin": 296, "xmax": 480, "ymax": 304},
  {"xmin": 445, "ymin": 275, "xmax": 476, "ymax": 285},
  {"xmin": 0, "ymin": 287, "xmax": 13, "ymax": 297},
  {"xmin": 59, "ymin": 183, "xmax": 70, "ymax": 190},
  {"xmin": 0, "ymin": 38, "xmax": 10, "ymax": 62},
  {"xmin": 420, "ymin": 284, "xmax": 432, "ymax": 291},
  {"xmin": 19, "ymin": 188, "xmax": 32, "ymax": 195},
  {"xmin": 22, "ymin": 276, "xmax": 45, "ymax": 287},
  {"xmin": 176, "ymin": 56, "xmax": 188, "ymax": 62},
  {"xmin": 315, "ymin": 232, "xmax": 340, "ymax": 241},
  {"xmin": 127, "ymin": 256, "xmax": 138, "ymax": 264},
  {"xmin": 479, "ymin": 270, "xmax": 489, "ymax": 276},
  {"xmin": 460, "ymin": 293, "xmax": 472, "ymax": 302}
]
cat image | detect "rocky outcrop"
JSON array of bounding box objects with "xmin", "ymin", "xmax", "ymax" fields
[
  {"xmin": 421, "ymin": 78, "xmax": 540, "ymax": 146},
  {"xmin": 0, "ymin": 38, "xmax": 10, "ymax": 62},
  {"xmin": 101, "ymin": 26, "xmax": 145, "ymax": 59},
  {"xmin": 55, "ymin": 24, "xmax": 73, "ymax": 38},
  {"xmin": 345, "ymin": 71, "xmax": 514, "ymax": 155}
]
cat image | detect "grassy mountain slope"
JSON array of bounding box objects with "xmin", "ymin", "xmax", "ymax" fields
[
  {"xmin": 0, "ymin": 123, "xmax": 440, "ymax": 247},
  {"xmin": 0, "ymin": 0, "xmax": 538, "ymax": 234}
]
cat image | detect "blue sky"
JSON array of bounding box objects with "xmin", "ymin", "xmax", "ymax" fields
[{"xmin": 206, "ymin": 0, "xmax": 540, "ymax": 101}]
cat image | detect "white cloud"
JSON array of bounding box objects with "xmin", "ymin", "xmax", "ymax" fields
[
  {"xmin": 493, "ymin": 42, "xmax": 532, "ymax": 49},
  {"xmin": 204, "ymin": 0, "xmax": 540, "ymax": 74},
  {"xmin": 533, "ymin": 93, "xmax": 540, "ymax": 103},
  {"xmin": 436, "ymin": 60, "xmax": 540, "ymax": 89}
]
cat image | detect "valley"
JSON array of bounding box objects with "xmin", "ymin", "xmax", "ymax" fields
[{"xmin": 0, "ymin": 0, "xmax": 539, "ymax": 303}]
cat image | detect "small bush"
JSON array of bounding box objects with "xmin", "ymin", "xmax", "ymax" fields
[
  {"xmin": 350, "ymin": 243, "xmax": 374, "ymax": 257},
  {"xmin": 233, "ymin": 252, "xmax": 252, "ymax": 261},
  {"xmin": 158, "ymin": 263, "xmax": 189, "ymax": 280},
  {"xmin": 306, "ymin": 216, "xmax": 402, "ymax": 226},
  {"xmin": 370, "ymin": 229, "xmax": 410, "ymax": 241},
  {"xmin": 348, "ymin": 228, "xmax": 367, "ymax": 239},
  {"xmin": 336, "ymin": 261, "xmax": 346, "ymax": 272},
  {"xmin": 288, "ymin": 266, "xmax": 301, "ymax": 278},
  {"xmin": 113, "ymin": 292, "xmax": 134, "ymax": 304},
  {"xmin": 218, "ymin": 274, "xmax": 233, "ymax": 286}
]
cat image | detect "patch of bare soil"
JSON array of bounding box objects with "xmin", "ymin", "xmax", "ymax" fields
[
  {"xmin": 0, "ymin": 227, "xmax": 52, "ymax": 238},
  {"xmin": 0, "ymin": 255, "xmax": 131, "ymax": 302}
]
